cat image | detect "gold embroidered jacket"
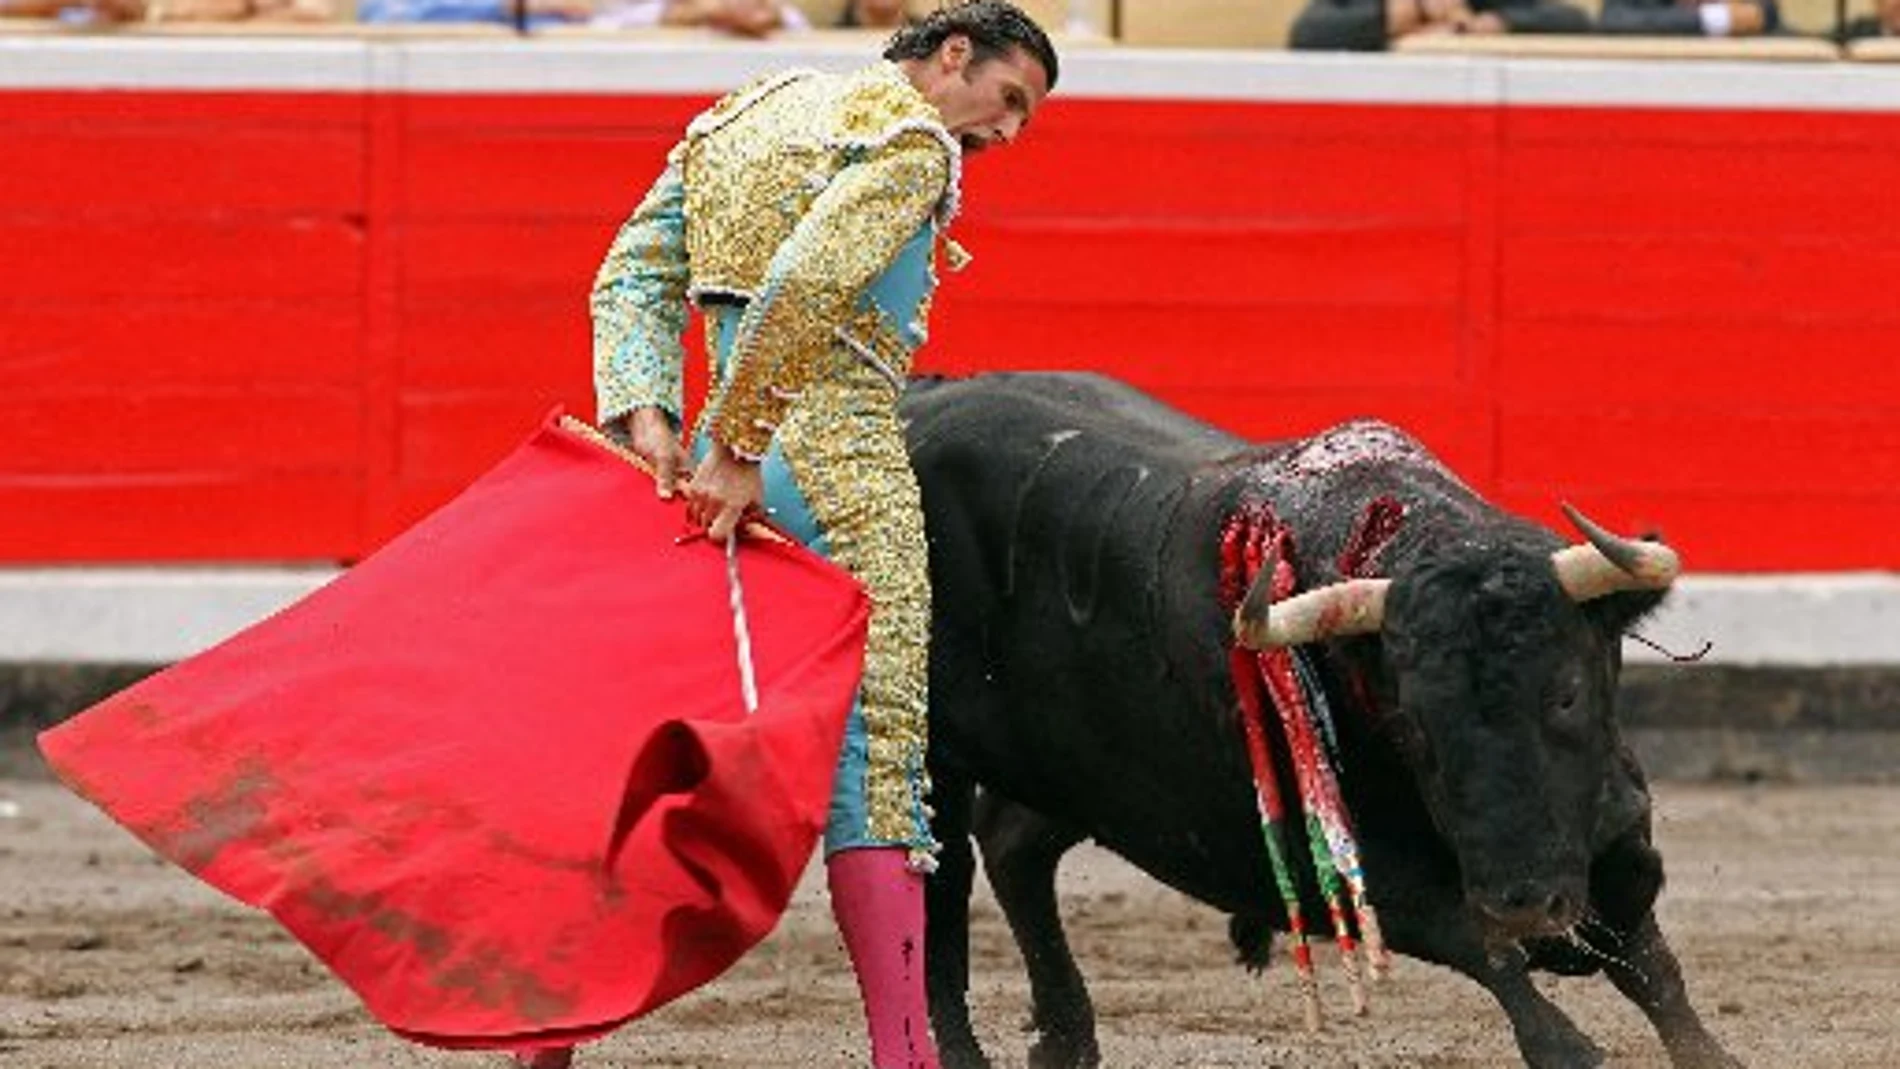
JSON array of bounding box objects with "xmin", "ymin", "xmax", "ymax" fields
[{"xmin": 592, "ymin": 62, "xmax": 963, "ymax": 459}]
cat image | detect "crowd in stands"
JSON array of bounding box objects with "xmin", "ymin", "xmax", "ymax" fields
[
  {"xmin": 1289, "ymin": 0, "xmax": 1899, "ymax": 46},
  {"xmin": 0, "ymin": 0, "xmax": 909, "ymax": 28},
  {"xmin": 0, "ymin": 0, "xmax": 330, "ymax": 23},
  {"xmin": 1290, "ymin": 0, "xmax": 1588, "ymax": 51},
  {"xmin": 0, "ymin": 0, "xmax": 1892, "ymax": 50},
  {"xmin": 356, "ymin": 0, "xmax": 916, "ymax": 33},
  {"xmin": 1843, "ymin": 0, "xmax": 1897, "ymax": 36}
]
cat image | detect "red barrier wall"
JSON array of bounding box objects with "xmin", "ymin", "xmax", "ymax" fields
[{"xmin": 4, "ymin": 54, "xmax": 1898, "ymax": 571}]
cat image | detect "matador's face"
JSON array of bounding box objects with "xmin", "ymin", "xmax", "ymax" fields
[{"xmin": 922, "ymin": 36, "xmax": 1050, "ymax": 156}]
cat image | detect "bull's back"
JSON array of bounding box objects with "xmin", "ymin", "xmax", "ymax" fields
[
  {"xmin": 902, "ymin": 372, "xmax": 1244, "ymax": 483},
  {"xmin": 902, "ymin": 374, "xmax": 1272, "ymax": 903},
  {"xmin": 900, "ymin": 372, "xmax": 1245, "ymax": 630}
]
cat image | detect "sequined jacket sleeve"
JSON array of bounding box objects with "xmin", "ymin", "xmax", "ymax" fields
[
  {"xmin": 591, "ymin": 159, "xmax": 690, "ymax": 429},
  {"xmin": 708, "ymin": 130, "xmax": 951, "ymax": 460}
]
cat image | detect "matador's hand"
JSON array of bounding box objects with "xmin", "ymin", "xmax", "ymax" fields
[
  {"xmin": 626, "ymin": 406, "xmax": 688, "ymax": 499},
  {"xmin": 685, "ymin": 442, "xmax": 764, "ymax": 543}
]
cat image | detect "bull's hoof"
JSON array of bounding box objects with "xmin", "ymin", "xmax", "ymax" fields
[
  {"xmin": 1026, "ymin": 1034, "xmax": 1101, "ymax": 1069},
  {"xmin": 938, "ymin": 1036, "xmax": 992, "ymax": 1069},
  {"xmin": 1520, "ymin": 1036, "xmax": 1605, "ymax": 1069},
  {"xmin": 1228, "ymin": 914, "xmax": 1274, "ymax": 974},
  {"xmin": 1666, "ymin": 1038, "xmax": 1744, "ymax": 1069}
]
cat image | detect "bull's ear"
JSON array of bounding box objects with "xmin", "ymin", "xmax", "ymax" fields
[
  {"xmin": 1586, "ymin": 587, "xmax": 1669, "ymax": 642},
  {"xmin": 1580, "ymin": 525, "xmax": 1673, "ymax": 639}
]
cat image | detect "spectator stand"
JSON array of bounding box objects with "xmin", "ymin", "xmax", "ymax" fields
[
  {"xmin": 0, "ymin": 0, "xmax": 1889, "ymax": 45},
  {"xmin": 1119, "ymin": 0, "xmax": 1304, "ymax": 48},
  {"xmin": 1394, "ymin": 32, "xmax": 1840, "ymax": 55}
]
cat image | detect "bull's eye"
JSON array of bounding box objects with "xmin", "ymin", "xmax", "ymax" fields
[{"xmin": 1550, "ymin": 674, "xmax": 1584, "ymax": 726}]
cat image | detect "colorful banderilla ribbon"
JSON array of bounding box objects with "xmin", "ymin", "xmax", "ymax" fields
[{"xmin": 1219, "ymin": 505, "xmax": 1387, "ymax": 1032}]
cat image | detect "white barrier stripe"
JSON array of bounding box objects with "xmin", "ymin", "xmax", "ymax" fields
[
  {"xmin": 0, "ymin": 37, "xmax": 370, "ymax": 90},
  {"xmin": 2, "ymin": 38, "xmax": 1898, "ymax": 111},
  {"xmin": 397, "ymin": 42, "xmax": 1486, "ymax": 103},
  {"xmin": 0, "ymin": 567, "xmax": 341, "ymax": 664},
  {"xmin": 1623, "ymin": 573, "xmax": 1900, "ymax": 667},
  {"xmin": 2, "ymin": 568, "xmax": 1897, "ymax": 666},
  {"xmin": 1055, "ymin": 49, "xmax": 1492, "ymax": 105},
  {"xmin": 398, "ymin": 36, "xmax": 871, "ymax": 94},
  {"xmin": 1503, "ymin": 57, "xmax": 1900, "ymax": 111}
]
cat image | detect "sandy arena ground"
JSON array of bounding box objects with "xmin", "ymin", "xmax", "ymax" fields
[{"xmin": 2, "ymin": 778, "xmax": 1897, "ymax": 1068}]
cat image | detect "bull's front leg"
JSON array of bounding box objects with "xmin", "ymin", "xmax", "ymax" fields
[
  {"xmin": 1404, "ymin": 929, "xmax": 1605, "ymax": 1067},
  {"xmin": 1598, "ymin": 913, "xmax": 1743, "ymax": 1069},
  {"xmin": 1369, "ymin": 846, "xmax": 1604, "ymax": 1069},
  {"xmin": 1586, "ymin": 834, "xmax": 1743, "ymax": 1069},
  {"xmin": 1473, "ymin": 944, "xmax": 1606, "ymax": 1069}
]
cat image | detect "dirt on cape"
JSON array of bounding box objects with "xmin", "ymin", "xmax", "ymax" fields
[{"xmin": 2, "ymin": 779, "xmax": 1895, "ymax": 1068}]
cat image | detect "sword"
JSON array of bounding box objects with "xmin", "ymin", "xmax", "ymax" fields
[
  {"xmin": 725, "ymin": 533, "xmax": 760, "ymax": 715},
  {"xmin": 554, "ymin": 417, "xmax": 766, "ymax": 717}
]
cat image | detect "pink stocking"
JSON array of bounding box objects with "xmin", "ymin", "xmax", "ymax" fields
[{"xmin": 826, "ymin": 846, "xmax": 940, "ymax": 1069}]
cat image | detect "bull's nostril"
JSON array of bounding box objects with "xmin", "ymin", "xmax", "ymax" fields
[
  {"xmin": 1545, "ymin": 892, "xmax": 1571, "ymax": 923},
  {"xmin": 1488, "ymin": 881, "xmax": 1573, "ymax": 930},
  {"xmin": 1500, "ymin": 881, "xmax": 1544, "ymax": 912},
  {"xmin": 1474, "ymin": 881, "xmax": 1576, "ymax": 936}
]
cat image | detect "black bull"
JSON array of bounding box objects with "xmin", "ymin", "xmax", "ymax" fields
[{"xmin": 900, "ymin": 373, "xmax": 1740, "ymax": 1069}]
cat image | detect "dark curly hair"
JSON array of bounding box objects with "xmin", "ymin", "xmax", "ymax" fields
[{"xmin": 882, "ymin": 1, "xmax": 1060, "ymax": 90}]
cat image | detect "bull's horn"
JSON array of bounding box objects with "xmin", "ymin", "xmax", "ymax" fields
[
  {"xmin": 1550, "ymin": 502, "xmax": 1681, "ymax": 602},
  {"xmin": 1232, "ymin": 567, "xmax": 1390, "ymax": 650}
]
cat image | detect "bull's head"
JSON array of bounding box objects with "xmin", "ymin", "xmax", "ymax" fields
[{"xmin": 1231, "ymin": 505, "xmax": 1676, "ymax": 944}]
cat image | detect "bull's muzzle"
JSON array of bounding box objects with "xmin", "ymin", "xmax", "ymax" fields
[
  {"xmin": 1230, "ymin": 504, "xmax": 1679, "ymax": 649},
  {"xmin": 1472, "ymin": 878, "xmax": 1584, "ymax": 941}
]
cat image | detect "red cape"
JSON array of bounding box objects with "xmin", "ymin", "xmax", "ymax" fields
[{"xmin": 38, "ymin": 413, "xmax": 869, "ymax": 1050}]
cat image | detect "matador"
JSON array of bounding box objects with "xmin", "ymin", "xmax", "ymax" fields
[{"xmin": 572, "ymin": 5, "xmax": 1056, "ymax": 1068}]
